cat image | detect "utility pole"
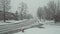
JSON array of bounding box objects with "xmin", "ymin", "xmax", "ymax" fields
[
  {"xmin": 15, "ymin": 11, "xmax": 19, "ymax": 20},
  {"xmin": 3, "ymin": 0, "xmax": 6, "ymax": 22}
]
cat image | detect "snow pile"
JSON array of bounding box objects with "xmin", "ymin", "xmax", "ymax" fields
[
  {"xmin": 45, "ymin": 20, "xmax": 55, "ymax": 24},
  {"xmin": 0, "ymin": 19, "xmax": 29, "ymax": 25},
  {"xmin": 6, "ymin": 19, "xmax": 29, "ymax": 23}
]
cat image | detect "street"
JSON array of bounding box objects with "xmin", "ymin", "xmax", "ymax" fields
[
  {"xmin": 0, "ymin": 0, "xmax": 60, "ymax": 34},
  {"xmin": 14, "ymin": 21, "xmax": 60, "ymax": 34}
]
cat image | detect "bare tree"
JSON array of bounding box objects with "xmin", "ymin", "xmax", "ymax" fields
[
  {"xmin": 44, "ymin": 6, "xmax": 53, "ymax": 20},
  {"xmin": 19, "ymin": 2, "xmax": 28, "ymax": 20},
  {"xmin": 37, "ymin": 7, "xmax": 43, "ymax": 21},
  {"xmin": 48, "ymin": 1, "xmax": 57, "ymax": 17},
  {"xmin": 44, "ymin": 0, "xmax": 60, "ymax": 23},
  {"xmin": 25, "ymin": 14, "xmax": 33, "ymax": 19},
  {"xmin": 0, "ymin": 0, "xmax": 11, "ymax": 22}
]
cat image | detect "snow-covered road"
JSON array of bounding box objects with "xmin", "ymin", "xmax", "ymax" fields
[{"xmin": 14, "ymin": 24, "xmax": 60, "ymax": 34}]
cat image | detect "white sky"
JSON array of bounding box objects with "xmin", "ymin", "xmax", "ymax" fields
[{"xmin": 10, "ymin": 0, "xmax": 57, "ymax": 18}]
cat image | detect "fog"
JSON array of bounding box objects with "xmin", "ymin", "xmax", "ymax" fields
[{"xmin": 10, "ymin": 0, "xmax": 49, "ymax": 17}]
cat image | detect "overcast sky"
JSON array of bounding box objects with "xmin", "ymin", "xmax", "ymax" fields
[{"xmin": 10, "ymin": 0, "xmax": 57, "ymax": 18}]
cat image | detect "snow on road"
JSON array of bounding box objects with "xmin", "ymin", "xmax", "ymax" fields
[{"xmin": 14, "ymin": 24, "xmax": 60, "ymax": 34}]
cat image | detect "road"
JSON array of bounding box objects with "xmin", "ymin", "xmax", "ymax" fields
[
  {"xmin": 14, "ymin": 21, "xmax": 60, "ymax": 34},
  {"xmin": 0, "ymin": 19, "xmax": 41, "ymax": 34}
]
